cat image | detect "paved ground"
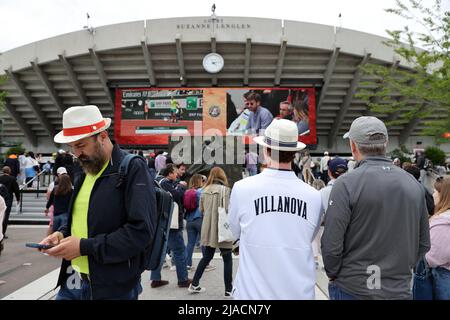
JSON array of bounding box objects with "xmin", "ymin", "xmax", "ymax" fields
[
  {"xmin": 139, "ymin": 254, "xmax": 328, "ymax": 300},
  {"xmin": 0, "ymin": 226, "xmax": 61, "ymax": 299},
  {"xmin": 1, "ymin": 170, "xmax": 443, "ymax": 300},
  {"xmin": 141, "ymin": 254, "xmax": 239, "ymax": 300},
  {"xmin": 1, "ymin": 226, "xmax": 329, "ymax": 300}
]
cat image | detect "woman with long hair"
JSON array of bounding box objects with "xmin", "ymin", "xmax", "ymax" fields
[
  {"xmin": 415, "ymin": 176, "xmax": 450, "ymax": 299},
  {"xmin": 45, "ymin": 174, "xmax": 73, "ymax": 234},
  {"xmin": 292, "ymin": 97, "xmax": 309, "ymax": 136},
  {"xmin": 188, "ymin": 167, "xmax": 233, "ymax": 298},
  {"xmin": 184, "ymin": 174, "xmax": 205, "ymax": 270},
  {"xmin": 301, "ymin": 151, "xmax": 313, "ymax": 185}
]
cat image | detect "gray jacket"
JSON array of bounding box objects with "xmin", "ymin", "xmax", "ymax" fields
[{"xmin": 321, "ymin": 156, "xmax": 430, "ymax": 300}]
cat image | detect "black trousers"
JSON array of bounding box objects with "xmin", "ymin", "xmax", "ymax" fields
[
  {"xmin": 322, "ymin": 170, "xmax": 329, "ymax": 184},
  {"xmin": 2, "ymin": 200, "xmax": 13, "ymax": 235},
  {"xmin": 25, "ymin": 177, "xmax": 34, "ymax": 187},
  {"xmin": 192, "ymin": 246, "xmax": 233, "ymax": 292}
]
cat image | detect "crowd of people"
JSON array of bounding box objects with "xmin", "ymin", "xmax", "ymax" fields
[
  {"xmin": 4, "ymin": 151, "xmax": 41, "ymax": 187},
  {"xmin": 0, "ymin": 104, "xmax": 448, "ymax": 301},
  {"xmin": 0, "ymin": 148, "xmax": 82, "ymax": 254},
  {"xmin": 232, "ymin": 116, "xmax": 447, "ymax": 300}
]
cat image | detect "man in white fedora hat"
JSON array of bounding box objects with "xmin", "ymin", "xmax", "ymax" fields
[
  {"xmin": 229, "ymin": 119, "xmax": 323, "ymax": 299},
  {"xmin": 38, "ymin": 105, "xmax": 157, "ymax": 300}
]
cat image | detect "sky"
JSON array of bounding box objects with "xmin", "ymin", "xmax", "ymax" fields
[{"xmin": 0, "ymin": 0, "xmax": 448, "ymax": 52}]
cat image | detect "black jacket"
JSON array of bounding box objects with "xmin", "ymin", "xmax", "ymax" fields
[
  {"xmin": 416, "ymin": 154, "xmax": 426, "ymax": 170},
  {"xmin": 0, "ymin": 174, "xmax": 20, "ymax": 204},
  {"xmin": 4, "ymin": 158, "xmax": 20, "ymax": 177},
  {"xmin": 160, "ymin": 178, "xmax": 185, "ymax": 229},
  {"xmin": 424, "ymin": 186, "xmax": 435, "ymax": 216},
  {"xmin": 46, "ymin": 189, "xmax": 73, "ymax": 216},
  {"xmin": 53, "ymin": 154, "xmax": 65, "ymax": 176},
  {"xmin": 62, "ymin": 154, "xmax": 75, "ymax": 180},
  {"xmin": 57, "ymin": 143, "xmax": 156, "ymax": 299}
]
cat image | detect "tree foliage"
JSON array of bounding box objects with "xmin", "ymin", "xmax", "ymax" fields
[
  {"xmin": 357, "ymin": 0, "xmax": 450, "ymax": 144},
  {"xmin": 5, "ymin": 144, "xmax": 25, "ymax": 156},
  {"xmin": 0, "ymin": 75, "xmax": 7, "ymax": 112},
  {"xmin": 425, "ymin": 145, "xmax": 446, "ymax": 165},
  {"xmin": 0, "ymin": 75, "xmax": 8, "ymax": 149},
  {"xmin": 388, "ymin": 145, "xmax": 413, "ymax": 164}
]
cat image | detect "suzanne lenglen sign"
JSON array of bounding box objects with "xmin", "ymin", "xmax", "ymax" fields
[{"xmin": 176, "ymin": 18, "xmax": 251, "ymax": 30}]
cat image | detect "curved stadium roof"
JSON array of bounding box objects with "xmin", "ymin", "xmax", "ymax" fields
[{"xmin": 0, "ymin": 16, "xmax": 440, "ymax": 149}]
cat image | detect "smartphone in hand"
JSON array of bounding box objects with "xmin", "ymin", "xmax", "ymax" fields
[{"xmin": 25, "ymin": 243, "xmax": 55, "ymax": 250}]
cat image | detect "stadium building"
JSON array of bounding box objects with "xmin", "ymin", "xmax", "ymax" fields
[{"xmin": 0, "ymin": 16, "xmax": 448, "ymax": 153}]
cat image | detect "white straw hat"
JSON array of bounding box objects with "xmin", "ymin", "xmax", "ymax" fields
[
  {"xmin": 54, "ymin": 105, "xmax": 111, "ymax": 144},
  {"xmin": 253, "ymin": 119, "xmax": 306, "ymax": 151}
]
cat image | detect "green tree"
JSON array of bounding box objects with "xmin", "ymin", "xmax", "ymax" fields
[
  {"xmin": 5, "ymin": 145, "xmax": 25, "ymax": 156},
  {"xmin": 389, "ymin": 144, "xmax": 413, "ymax": 164},
  {"xmin": 357, "ymin": 0, "xmax": 450, "ymax": 144},
  {"xmin": 0, "ymin": 75, "xmax": 7, "ymax": 111},
  {"xmin": 0, "ymin": 75, "xmax": 8, "ymax": 150},
  {"xmin": 425, "ymin": 145, "xmax": 446, "ymax": 166}
]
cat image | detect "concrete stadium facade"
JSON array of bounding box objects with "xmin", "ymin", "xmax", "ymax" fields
[{"xmin": 0, "ymin": 16, "xmax": 448, "ymax": 153}]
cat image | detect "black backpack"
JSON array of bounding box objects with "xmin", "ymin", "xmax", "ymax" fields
[
  {"xmin": 148, "ymin": 180, "xmax": 174, "ymax": 270},
  {"xmin": 0, "ymin": 183, "xmax": 9, "ymax": 201},
  {"xmin": 117, "ymin": 154, "xmax": 174, "ymax": 271}
]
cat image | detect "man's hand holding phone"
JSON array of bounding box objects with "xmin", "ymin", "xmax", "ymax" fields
[
  {"xmin": 44, "ymin": 235, "xmax": 81, "ymax": 261},
  {"xmin": 38, "ymin": 231, "xmax": 64, "ymax": 253}
]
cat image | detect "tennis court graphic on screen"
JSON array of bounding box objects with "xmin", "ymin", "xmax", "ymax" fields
[{"xmin": 114, "ymin": 87, "xmax": 317, "ymax": 146}]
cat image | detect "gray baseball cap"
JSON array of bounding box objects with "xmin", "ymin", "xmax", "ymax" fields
[{"xmin": 343, "ymin": 116, "xmax": 388, "ymax": 144}]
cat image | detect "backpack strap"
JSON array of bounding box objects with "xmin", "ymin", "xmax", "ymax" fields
[
  {"xmin": 154, "ymin": 179, "xmax": 162, "ymax": 189},
  {"xmin": 116, "ymin": 153, "xmax": 144, "ymax": 188}
]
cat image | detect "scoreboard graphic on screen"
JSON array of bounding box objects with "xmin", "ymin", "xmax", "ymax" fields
[{"xmin": 114, "ymin": 87, "xmax": 317, "ymax": 146}]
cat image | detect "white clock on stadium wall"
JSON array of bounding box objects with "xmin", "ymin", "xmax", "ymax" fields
[{"xmin": 202, "ymin": 53, "xmax": 224, "ymax": 73}]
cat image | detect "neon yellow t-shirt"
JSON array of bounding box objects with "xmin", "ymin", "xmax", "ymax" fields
[
  {"xmin": 170, "ymin": 99, "xmax": 179, "ymax": 112},
  {"xmin": 71, "ymin": 160, "xmax": 109, "ymax": 274}
]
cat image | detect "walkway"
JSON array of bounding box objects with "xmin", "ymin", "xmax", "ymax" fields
[{"xmin": 1, "ymin": 227, "xmax": 329, "ymax": 300}]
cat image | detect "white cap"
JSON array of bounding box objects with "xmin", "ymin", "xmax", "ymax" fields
[{"xmin": 57, "ymin": 167, "xmax": 68, "ymax": 175}]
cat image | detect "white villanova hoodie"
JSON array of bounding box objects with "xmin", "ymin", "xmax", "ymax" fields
[{"xmin": 229, "ymin": 168, "xmax": 323, "ymax": 300}]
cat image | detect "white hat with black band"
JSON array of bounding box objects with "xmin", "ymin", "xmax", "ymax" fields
[{"xmin": 253, "ymin": 119, "xmax": 306, "ymax": 151}]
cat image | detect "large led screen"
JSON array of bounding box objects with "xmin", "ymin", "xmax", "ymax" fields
[{"xmin": 114, "ymin": 88, "xmax": 317, "ymax": 145}]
